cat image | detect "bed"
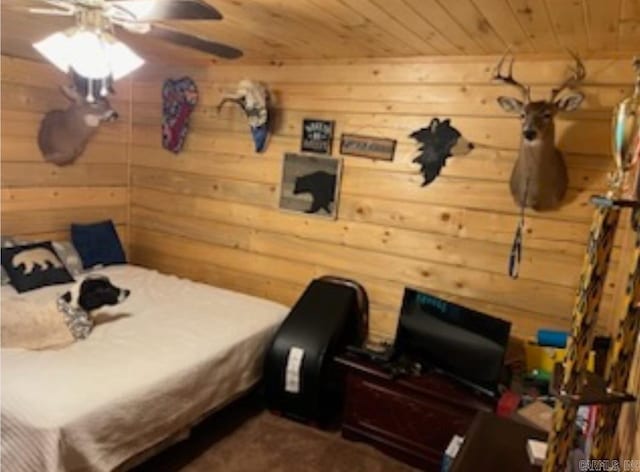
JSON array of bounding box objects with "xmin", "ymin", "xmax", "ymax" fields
[{"xmin": 1, "ymin": 264, "xmax": 289, "ymax": 472}]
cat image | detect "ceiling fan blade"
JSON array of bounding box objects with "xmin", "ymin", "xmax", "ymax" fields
[
  {"xmin": 108, "ymin": 0, "xmax": 222, "ymax": 21},
  {"xmin": 6, "ymin": 0, "xmax": 75, "ymax": 15},
  {"xmin": 144, "ymin": 26, "xmax": 243, "ymax": 59},
  {"xmin": 27, "ymin": 7, "xmax": 74, "ymax": 15},
  {"xmin": 114, "ymin": 20, "xmax": 152, "ymax": 34}
]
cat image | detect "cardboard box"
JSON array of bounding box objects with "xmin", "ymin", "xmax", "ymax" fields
[{"xmin": 515, "ymin": 400, "xmax": 553, "ymax": 433}]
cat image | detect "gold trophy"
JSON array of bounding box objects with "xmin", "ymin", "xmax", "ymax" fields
[{"xmin": 611, "ymin": 57, "xmax": 640, "ymax": 199}]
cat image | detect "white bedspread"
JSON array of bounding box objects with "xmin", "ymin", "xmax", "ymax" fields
[{"xmin": 1, "ymin": 265, "xmax": 288, "ymax": 472}]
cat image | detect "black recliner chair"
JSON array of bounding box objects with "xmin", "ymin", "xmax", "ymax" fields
[{"xmin": 263, "ymin": 276, "xmax": 368, "ymax": 424}]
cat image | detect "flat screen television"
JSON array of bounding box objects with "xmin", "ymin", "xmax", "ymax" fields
[{"xmin": 394, "ymin": 288, "xmax": 511, "ymax": 397}]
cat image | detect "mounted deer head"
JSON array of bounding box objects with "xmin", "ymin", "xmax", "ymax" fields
[
  {"xmin": 494, "ymin": 52, "xmax": 586, "ymax": 210},
  {"xmin": 37, "ymin": 81, "xmax": 118, "ymax": 166}
]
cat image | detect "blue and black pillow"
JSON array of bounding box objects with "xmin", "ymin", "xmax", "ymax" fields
[{"xmin": 71, "ymin": 220, "xmax": 126, "ymax": 270}]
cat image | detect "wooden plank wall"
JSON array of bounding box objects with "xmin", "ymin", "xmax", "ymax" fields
[
  {"xmin": 2, "ymin": 52, "xmax": 638, "ymax": 455},
  {"xmin": 1, "ymin": 56, "xmax": 130, "ymax": 246},
  {"xmin": 129, "ymin": 56, "xmax": 635, "ymax": 341}
]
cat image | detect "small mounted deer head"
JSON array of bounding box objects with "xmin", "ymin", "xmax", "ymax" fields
[
  {"xmin": 494, "ymin": 51, "xmax": 586, "ymax": 210},
  {"xmin": 37, "ymin": 78, "xmax": 118, "ymax": 166}
]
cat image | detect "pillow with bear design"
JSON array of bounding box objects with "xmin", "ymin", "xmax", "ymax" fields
[
  {"xmin": 10, "ymin": 238, "xmax": 85, "ymax": 278},
  {"xmin": 1, "ymin": 236, "xmax": 17, "ymax": 286},
  {"xmin": 1, "ymin": 241, "xmax": 74, "ymax": 293}
]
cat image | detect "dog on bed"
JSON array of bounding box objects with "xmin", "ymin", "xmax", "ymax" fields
[{"xmin": 1, "ymin": 275, "xmax": 130, "ymax": 350}]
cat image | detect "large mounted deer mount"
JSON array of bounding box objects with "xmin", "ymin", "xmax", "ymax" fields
[
  {"xmin": 38, "ymin": 75, "xmax": 118, "ymax": 166},
  {"xmin": 494, "ymin": 52, "xmax": 586, "ymax": 211}
]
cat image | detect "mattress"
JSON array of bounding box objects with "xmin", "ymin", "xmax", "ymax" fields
[{"xmin": 1, "ymin": 264, "xmax": 289, "ymax": 472}]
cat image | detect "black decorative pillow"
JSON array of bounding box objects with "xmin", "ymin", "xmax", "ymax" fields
[
  {"xmin": 1, "ymin": 241, "xmax": 74, "ymax": 293},
  {"xmin": 71, "ymin": 220, "xmax": 126, "ymax": 270}
]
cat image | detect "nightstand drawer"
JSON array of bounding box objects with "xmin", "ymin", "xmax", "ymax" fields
[{"xmin": 345, "ymin": 376, "xmax": 473, "ymax": 455}]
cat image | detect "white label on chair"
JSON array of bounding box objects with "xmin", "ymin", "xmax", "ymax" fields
[{"xmin": 285, "ymin": 346, "xmax": 305, "ymax": 393}]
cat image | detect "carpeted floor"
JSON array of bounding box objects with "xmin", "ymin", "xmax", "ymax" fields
[{"xmin": 134, "ymin": 392, "xmax": 417, "ymax": 472}]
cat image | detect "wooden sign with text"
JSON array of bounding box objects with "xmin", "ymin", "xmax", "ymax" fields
[
  {"xmin": 301, "ymin": 119, "xmax": 334, "ymax": 154},
  {"xmin": 340, "ymin": 134, "xmax": 396, "ymax": 161}
]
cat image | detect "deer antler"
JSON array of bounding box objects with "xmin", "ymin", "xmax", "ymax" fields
[
  {"xmin": 216, "ymin": 96, "xmax": 246, "ymax": 113},
  {"xmin": 492, "ymin": 50, "xmax": 531, "ymax": 102},
  {"xmin": 549, "ymin": 51, "xmax": 586, "ymax": 102}
]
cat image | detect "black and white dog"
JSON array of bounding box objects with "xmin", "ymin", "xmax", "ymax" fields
[{"xmin": 2, "ymin": 275, "xmax": 130, "ymax": 350}]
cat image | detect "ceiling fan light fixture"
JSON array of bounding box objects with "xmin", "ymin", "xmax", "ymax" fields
[
  {"xmin": 69, "ymin": 30, "xmax": 112, "ymax": 79},
  {"xmin": 33, "ymin": 31, "xmax": 73, "ymax": 74},
  {"xmin": 105, "ymin": 39, "xmax": 145, "ymax": 80},
  {"xmin": 33, "ymin": 29, "xmax": 145, "ymax": 81}
]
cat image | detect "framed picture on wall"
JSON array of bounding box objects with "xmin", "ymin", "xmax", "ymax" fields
[
  {"xmin": 300, "ymin": 119, "xmax": 334, "ymax": 154},
  {"xmin": 278, "ymin": 153, "xmax": 342, "ymax": 219}
]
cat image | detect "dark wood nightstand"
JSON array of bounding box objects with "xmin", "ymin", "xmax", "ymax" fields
[{"xmin": 335, "ymin": 353, "xmax": 496, "ymax": 471}]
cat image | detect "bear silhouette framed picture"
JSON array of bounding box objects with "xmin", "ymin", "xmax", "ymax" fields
[{"xmin": 278, "ymin": 153, "xmax": 342, "ymax": 219}]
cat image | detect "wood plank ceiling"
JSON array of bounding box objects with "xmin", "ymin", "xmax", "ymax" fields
[{"xmin": 1, "ymin": 0, "xmax": 639, "ymax": 65}]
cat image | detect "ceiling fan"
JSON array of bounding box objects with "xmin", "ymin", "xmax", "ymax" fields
[{"xmin": 9, "ymin": 0, "xmax": 243, "ymax": 64}]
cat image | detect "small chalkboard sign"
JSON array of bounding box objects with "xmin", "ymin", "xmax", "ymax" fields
[{"xmin": 301, "ymin": 119, "xmax": 334, "ymax": 154}]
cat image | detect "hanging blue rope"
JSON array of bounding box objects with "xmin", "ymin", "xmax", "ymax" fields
[
  {"xmin": 509, "ymin": 179, "xmax": 528, "ymax": 279},
  {"xmin": 509, "ymin": 212, "xmax": 524, "ymax": 279}
]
